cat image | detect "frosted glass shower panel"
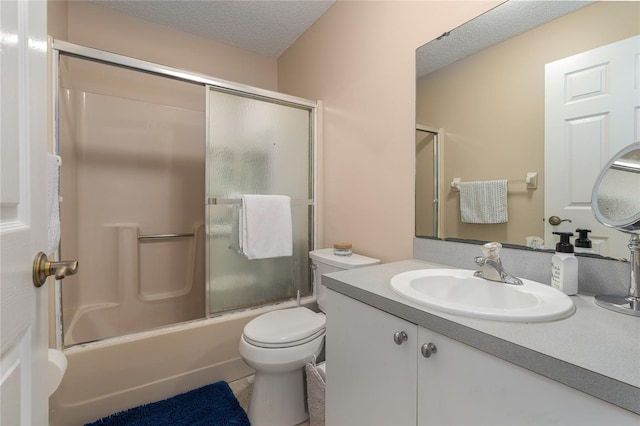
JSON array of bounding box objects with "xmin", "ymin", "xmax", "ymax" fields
[
  {"xmin": 208, "ymin": 89, "xmax": 310, "ymax": 197},
  {"xmin": 207, "ymin": 87, "xmax": 313, "ymax": 314}
]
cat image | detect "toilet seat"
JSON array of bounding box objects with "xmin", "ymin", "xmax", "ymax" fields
[{"xmin": 243, "ymin": 307, "xmax": 326, "ymax": 348}]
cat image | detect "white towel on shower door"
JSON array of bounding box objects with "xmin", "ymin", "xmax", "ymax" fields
[
  {"xmin": 459, "ymin": 180, "xmax": 508, "ymax": 224},
  {"xmin": 240, "ymin": 194, "xmax": 293, "ymax": 260}
]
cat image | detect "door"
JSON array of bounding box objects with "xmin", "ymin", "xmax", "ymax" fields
[
  {"xmin": 0, "ymin": 1, "xmax": 49, "ymax": 424},
  {"xmin": 545, "ymin": 36, "xmax": 640, "ymax": 259}
]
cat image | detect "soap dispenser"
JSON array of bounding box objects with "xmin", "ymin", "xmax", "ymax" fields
[
  {"xmin": 574, "ymin": 229, "xmax": 594, "ymax": 254},
  {"xmin": 551, "ymin": 232, "xmax": 578, "ymax": 295}
]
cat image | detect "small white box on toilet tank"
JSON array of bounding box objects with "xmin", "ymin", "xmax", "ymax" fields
[{"xmin": 309, "ymin": 248, "xmax": 380, "ymax": 311}]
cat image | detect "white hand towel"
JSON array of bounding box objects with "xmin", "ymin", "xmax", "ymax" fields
[
  {"xmin": 240, "ymin": 195, "xmax": 293, "ymax": 260},
  {"xmin": 47, "ymin": 153, "xmax": 61, "ymax": 254},
  {"xmin": 459, "ymin": 180, "xmax": 508, "ymax": 224}
]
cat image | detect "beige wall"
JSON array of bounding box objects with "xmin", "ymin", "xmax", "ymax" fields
[
  {"xmin": 63, "ymin": 1, "xmax": 278, "ymax": 91},
  {"xmin": 278, "ymin": 0, "xmax": 499, "ymax": 262},
  {"xmin": 47, "ymin": 0, "xmax": 67, "ymax": 40},
  {"xmin": 416, "ymin": 2, "xmax": 640, "ymax": 246}
]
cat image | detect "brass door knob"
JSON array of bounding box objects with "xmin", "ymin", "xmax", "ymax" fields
[
  {"xmin": 33, "ymin": 252, "xmax": 78, "ymax": 287},
  {"xmin": 548, "ymin": 216, "xmax": 572, "ymax": 226}
]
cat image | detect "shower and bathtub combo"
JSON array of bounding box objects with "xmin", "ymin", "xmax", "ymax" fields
[{"xmin": 49, "ymin": 40, "xmax": 380, "ymax": 425}]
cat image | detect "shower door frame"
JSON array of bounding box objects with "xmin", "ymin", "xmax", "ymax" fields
[
  {"xmin": 415, "ymin": 124, "xmax": 441, "ymax": 239},
  {"xmin": 51, "ymin": 39, "xmax": 318, "ymax": 348}
]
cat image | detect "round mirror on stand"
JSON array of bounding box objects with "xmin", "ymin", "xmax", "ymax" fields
[{"xmin": 591, "ymin": 142, "xmax": 640, "ymax": 316}]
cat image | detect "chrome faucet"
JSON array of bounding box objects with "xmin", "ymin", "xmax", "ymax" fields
[{"xmin": 473, "ymin": 242, "xmax": 523, "ymax": 286}]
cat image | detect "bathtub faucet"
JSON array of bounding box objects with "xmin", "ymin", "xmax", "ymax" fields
[{"xmin": 473, "ymin": 242, "xmax": 523, "ymax": 286}]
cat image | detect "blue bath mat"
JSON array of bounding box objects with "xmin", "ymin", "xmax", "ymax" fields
[{"xmin": 86, "ymin": 381, "xmax": 250, "ymax": 426}]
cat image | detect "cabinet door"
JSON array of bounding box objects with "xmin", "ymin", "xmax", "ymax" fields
[
  {"xmin": 325, "ymin": 289, "xmax": 417, "ymax": 426},
  {"xmin": 417, "ymin": 327, "xmax": 638, "ymax": 425}
]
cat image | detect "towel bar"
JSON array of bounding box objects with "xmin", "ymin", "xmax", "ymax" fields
[
  {"xmin": 207, "ymin": 198, "xmax": 313, "ymax": 205},
  {"xmin": 451, "ymin": 172, "xmax": 537, "ymax": 191},
  {"xmin": 138, "ymin": 233, "xmax": 195, "ymax": 241}
]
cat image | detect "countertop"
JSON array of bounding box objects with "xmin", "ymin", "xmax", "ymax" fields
[{"xmin": 323, "ymin": 259, "xmax": 640, "ymax": 415}]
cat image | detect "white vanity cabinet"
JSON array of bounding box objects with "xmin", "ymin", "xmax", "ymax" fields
[
  {"xmin": 325, "ymin": 289, "xmax": 638, "ymax": 426},
  {"xmin": 325, "ymin": 288, "xmax": 418, "ymax": 425}
]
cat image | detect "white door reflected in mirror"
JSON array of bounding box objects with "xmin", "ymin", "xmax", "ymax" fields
[{"xmin": 544, "ymin": 35, "xmax": 640, "ymax": 259}]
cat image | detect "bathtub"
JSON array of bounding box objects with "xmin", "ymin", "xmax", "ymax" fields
[{"xmin": 49, "ymin": 298, "xmax": 317, "ymax": 425}]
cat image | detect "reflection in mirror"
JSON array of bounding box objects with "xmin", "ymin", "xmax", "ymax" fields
[
  {"xmin": 415, "ymin": 1, "xmax": 640, "ymax": 259},
  {"xmin": 415, "ymin": 125, "xmax": 440, "ymax": 238},
  {"xmin": 591, "ymin": 142, "xmax": 640, "ymax": 316},
  {"xmin": 594, "ymin": 148, "xmax": 640, "ymax": 226}
]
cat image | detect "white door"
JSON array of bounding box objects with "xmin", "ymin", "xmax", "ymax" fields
[
  {"xmin": 545, "ymin": 35, "xmax": 640, "ymax": 259},
  {"xmin": 1, "ymin": 1, "xmax": 49, "ymax": 424}
]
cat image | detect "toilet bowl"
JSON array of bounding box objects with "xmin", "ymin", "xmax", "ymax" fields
[
  {"xmin": 239, "ymin": 307, "xmax": 325, "ymax": 425},
  {"xmin": 239, "ymin": 248, "xmax": 380, "ymax": 426}
]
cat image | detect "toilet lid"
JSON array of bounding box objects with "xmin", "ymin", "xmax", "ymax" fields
[{"xmin": 243, "ymin": 307, "xmax": 326, "ymax": 348}]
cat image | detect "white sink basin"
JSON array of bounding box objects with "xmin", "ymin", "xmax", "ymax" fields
[{"xmin": 390, "ymin": 269, "xmax": 575, "ymax": 322}]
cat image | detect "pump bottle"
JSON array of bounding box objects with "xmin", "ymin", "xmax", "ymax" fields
[
  {"xmin": 574, "ymin": 229, "xmax": 594, "ymax": 254},
  {"xmin": 551, "ymin": 232, "xmax": 578, "ymax": 295}
]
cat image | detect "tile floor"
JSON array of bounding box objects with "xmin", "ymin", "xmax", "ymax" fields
[
  {"xmin": 229, "ymin": 375, "xmax": 310, "ymax": 426},
  {"xmin": 228, "ymin": 375, "xmax": 254, "ymax": 414}
]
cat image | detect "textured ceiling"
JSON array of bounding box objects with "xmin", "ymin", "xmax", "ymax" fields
[
  {"xmin": 88, "ymin": 0, "xmax": 335, "ymax": 58},
  {"xmin": 416, "ymin": 1, "xmax": 593, "ymax": 79}
]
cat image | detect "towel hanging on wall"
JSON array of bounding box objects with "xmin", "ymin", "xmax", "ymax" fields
[
  {"xmin": 239, "ymin": 194, "xmax": 293, "ymax": 260},
  {"xmin": 459, "ymin": 180, "xmax": 508, "ymax": 224}
]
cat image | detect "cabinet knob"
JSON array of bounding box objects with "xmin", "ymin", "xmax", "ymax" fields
[
  {"xmin": 393, "ymin": 331, "xmax": 408, "ymax": 345},
  {"xmin": 421, "ymin": 342, "xmax": 437, "ymax": 358}
]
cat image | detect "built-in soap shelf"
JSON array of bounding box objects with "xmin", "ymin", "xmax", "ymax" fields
[{"xmin": 451, "ymin": 172, "xmax": 538, "ymax": 191}]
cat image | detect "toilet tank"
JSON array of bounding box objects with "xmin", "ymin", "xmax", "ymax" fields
[{"xmin": 309, "ymin": 248, "xmax": 380, "ymax": 311}]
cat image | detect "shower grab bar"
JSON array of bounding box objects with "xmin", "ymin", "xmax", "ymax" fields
[
  {"xmin": 138, "ymin": 233, "xmax": 195, "ymax": 241},
  {"xmin": 207, "ymin": 198, "xmax": 313, "ymax": 206}
]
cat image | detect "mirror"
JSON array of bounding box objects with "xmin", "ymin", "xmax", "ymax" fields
[
  {"xmin": 591, "ymin": 142, "xmax": 640, "ymax": 316},
  {"xmin": 415, "ymin": 1, "xmax": 640, "ymax": 259},
  {"xmin": 592, "ymin": 143, "xmax": 640, "ymax": 232}
]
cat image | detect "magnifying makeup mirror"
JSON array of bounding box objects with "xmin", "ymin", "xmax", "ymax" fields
[{"xmin": 591, "ymin": 142, "xmax": 640, "ymax": 316}]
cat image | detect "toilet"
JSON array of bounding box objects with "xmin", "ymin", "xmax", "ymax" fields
[{"xmin": 239, "ymin": 248, "xmax": 380, "ymax": 425}]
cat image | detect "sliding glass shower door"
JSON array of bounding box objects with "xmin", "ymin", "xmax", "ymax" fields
[
  {"xmin": 206, "ymin": 87, "xmax": 314, "ymax": 314},
  {"xmin": 58, "ymin": 55, "xmax": 207, "ymax": 346},
  {"xmin": 54, "ymin": 40, "xmax": 318, "ymax": 346}
]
